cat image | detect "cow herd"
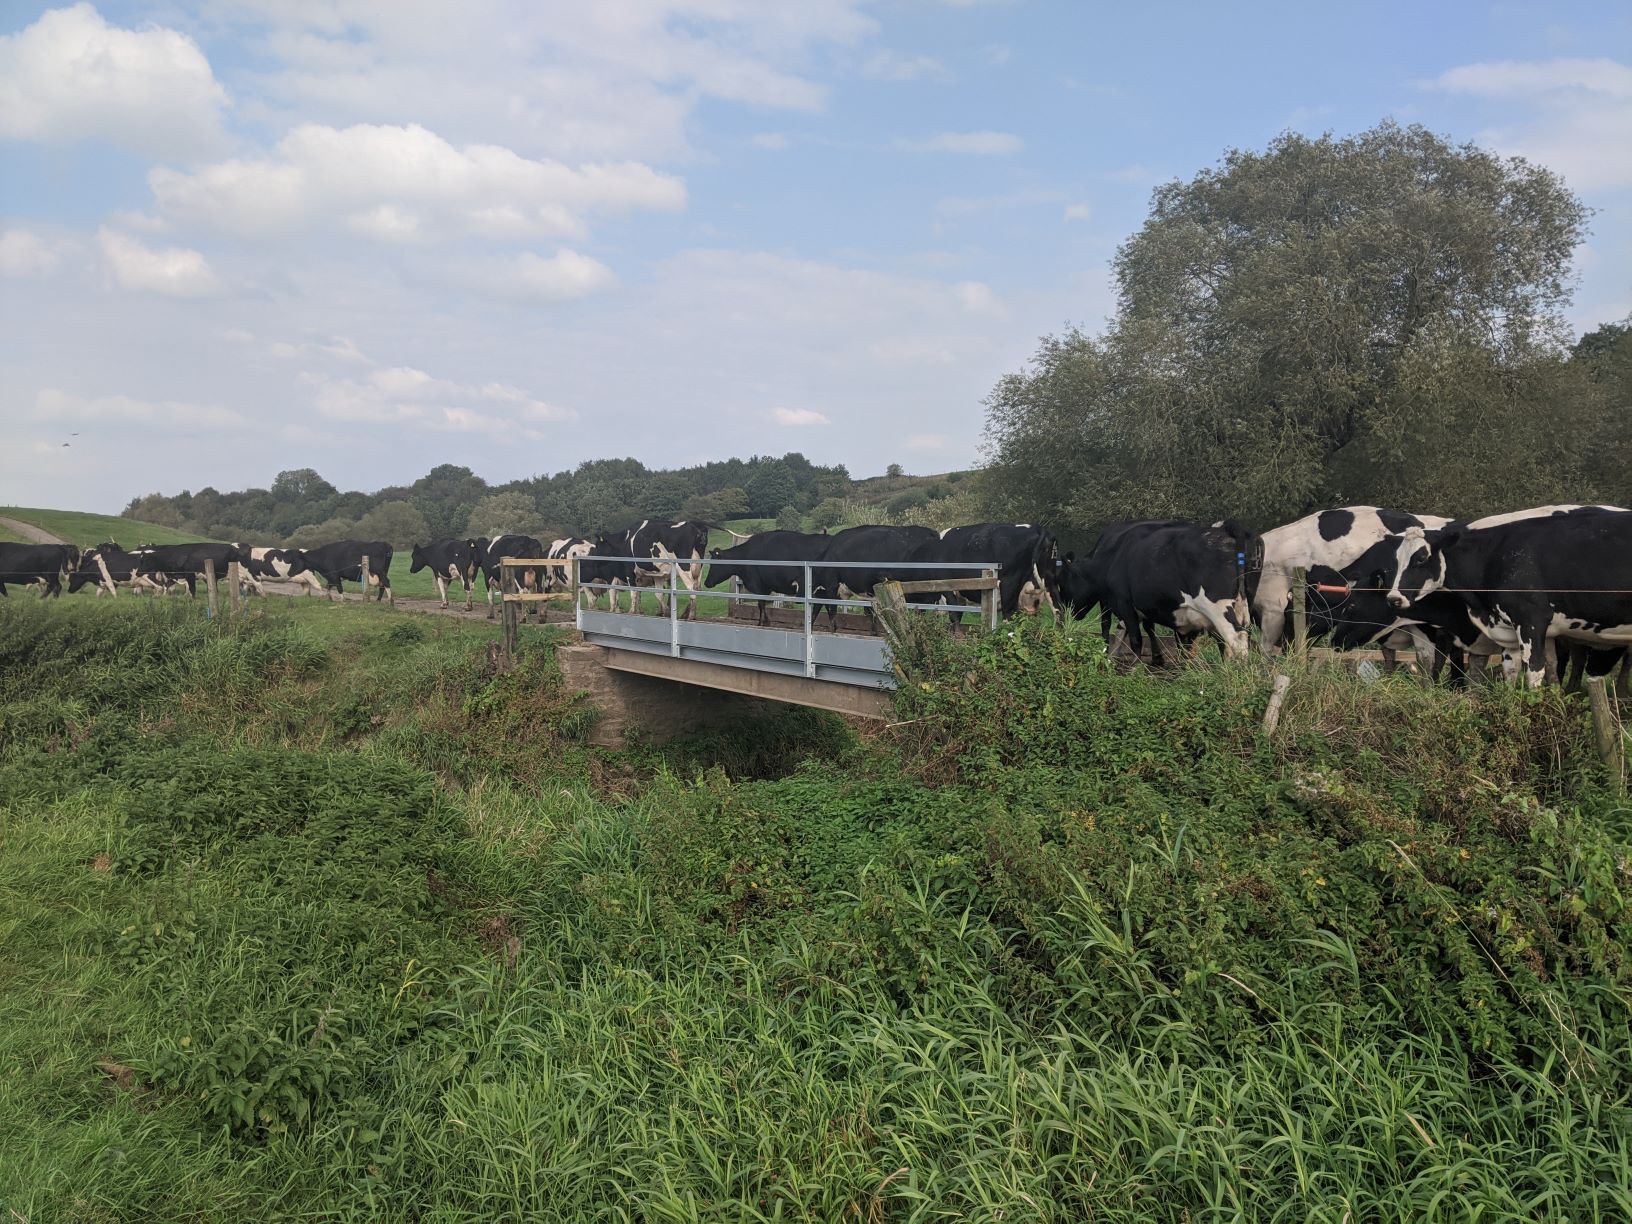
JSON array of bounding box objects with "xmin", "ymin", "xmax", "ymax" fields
[{"xmin": 3, "ymin": 501, "xmax": 1628, "ymax": 693}]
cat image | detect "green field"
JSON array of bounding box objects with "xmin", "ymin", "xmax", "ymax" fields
[
  {"xmin": 0, "ymin": 506, "xmax": 216, "ymax": 549},
  {"xmin": 2, "ymin": 593, "xmax": 1629, "ymax": 1219}
]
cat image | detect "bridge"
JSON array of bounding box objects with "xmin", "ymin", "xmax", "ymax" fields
[{"xmin": 500, "ymin": 555, "xmax": 1000, "ymax": 731}]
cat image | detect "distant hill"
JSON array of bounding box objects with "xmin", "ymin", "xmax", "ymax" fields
[{"xmin": 0, "ymin": 507, "xmax": 217, "ymax": 549}]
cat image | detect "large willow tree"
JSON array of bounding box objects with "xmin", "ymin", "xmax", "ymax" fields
[{"xmin": 982, "ymin": 121, "xmax": 1609, "ymax": 536}]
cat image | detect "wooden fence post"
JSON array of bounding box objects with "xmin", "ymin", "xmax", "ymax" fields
[
  {"xmin": 203, "ymin": 558, "xmax": 218, "ymax": 618},
  {"xmin": 1586, "ymin": 676, "xmax": 1626, "ymax": 796},
  {"xmin": 1290, "ymin": 567, "xmax": 1308, "ymax": 654},
  {"xmin": 501, "ymin": 596, "xmax": 518, "ymax": 664},
  {"xmin": 227, "ymin": 560, "xmax": 242, "ymax": 617},
  {"xmin": 1262, "ymin": 673, "xmax": 1292, "ymax": 736},
  {"xmin": 360, "ymin": 555, "xmax": 371, "ymax": 604}
]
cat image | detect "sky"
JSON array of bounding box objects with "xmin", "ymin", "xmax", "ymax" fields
[{"xmin": 1, "ymin": 1, "xmax": 1629, "ymax": 514}]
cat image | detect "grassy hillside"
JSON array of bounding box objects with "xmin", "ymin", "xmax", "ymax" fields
[
  {"xmin": 0, "ymin": 506, "xmax": 216, "ymax": 548},
  {"xmin": 1, "ymin": 596, "xmax": 1628, "ymax": 1218}
]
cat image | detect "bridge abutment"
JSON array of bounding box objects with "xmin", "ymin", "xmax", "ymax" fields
[{"xmin": 556, "ymin": 643, "xmax": 774, "ymax": 748}]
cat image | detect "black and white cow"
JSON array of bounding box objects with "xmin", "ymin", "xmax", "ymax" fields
[
  {"xmin": 132, "ymin": 543, "xmax": 254, "ymax": 598},
  {"xmin": 1254, "ymin": 507, "xmax": 1449, "ymax": 653},
  {"xmin": 546, "ymin": 537, "xmax": 594, "ymax": 593},
  {"xmin": 68, "ymin": 543, "xmax": 177, "ymax": 596},
  {"xmin": 411, "ymin": 538, "xmax": 481, "ymax": 610},
  {"xmin": 1380, "ymin": 508, "xmax": 1632, "ymax": 689},
  {"xmin": 0, "ymin": 542, "xmax": 79, "ymax": 597},
  {"xmin": 1101, "ymin": 521, "xmax": 1256, "ymax": 663},
  {"xmin": 1060, "ymin": 520, "xmax": 1191, "ymax": 646},
  {"xmin": 704, "ymin": 530, "xmax": 832, "ymax": 626},
  {"xmin": 578, "ymin": 529, "xmax": 637, "ymax": 612},
  {"xmin": 247, "ymin": 547, "xmax": 328, "ymax": 596},
  {"xmin": 293, "ymin": 540, "xmax": 394, "ymax": 603},
  {"xmin": 626, "ymin": 520, "xmax": 712, "ymax": 619},
  {"xmin": 904, "ymin": 523, "xmax": 1062, "ymax": 621},
  {"xmin": 477, "ymin": 535, "xmax": 546, "ymax": 618},
  {"xmin": 809, "ymin": 524, "xmax": 940, "ymax": 627}
]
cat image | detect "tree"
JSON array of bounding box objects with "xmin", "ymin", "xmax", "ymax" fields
[
  {"xmin": 271, "ymin": 468, "xmax": 339, "ymax": 504},
  {"xmin": 984, "ymin": 121, "xmax": 1595, "ymax": 532},
  {"xmin": 355, "ymin": 500, "xmax": 432, "ymax": 547},
  {"xmin": 465, "ymin": 491, "xmax": 544, "ymax": 539},
  {"xmin": 775, "ymin": 504, "xmax": 803, "ymax": 531},
  {"xmin": 885, "ymin": 463, "xmax": 904, "ymax": 479},
  {"xmin": 681, "ymin": 487, "xmax": 750, "ymax": 522},
  {"xmin": 745, "ymin": 460, "xmax": 797, "ymax": 517}
]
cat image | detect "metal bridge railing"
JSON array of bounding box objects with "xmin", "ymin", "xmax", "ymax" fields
[{"xmin": 569, "ymin": 555, "xmax": 1002, "ymax": 684}]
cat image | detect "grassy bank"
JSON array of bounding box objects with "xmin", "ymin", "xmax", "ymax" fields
[{"xmin": 1, "ymin": 599, "xmax": 1628, "ymax": 1220}]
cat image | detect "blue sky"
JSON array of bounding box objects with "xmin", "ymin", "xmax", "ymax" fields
[{"xmin": 2, "ymin": 0, "xmax": 1628, "ymax": 513}]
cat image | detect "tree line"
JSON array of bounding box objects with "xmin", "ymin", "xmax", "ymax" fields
[
  {"xmin": 122, "ymin": 453, "xmax": 917, "ymax": 548},
  {"xmin": 978, "ymin": 121, "xmax": 1631, "ymax": 547}
]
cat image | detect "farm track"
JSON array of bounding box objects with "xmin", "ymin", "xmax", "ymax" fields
[{"xmin": 0, "ymin": 517, "xmax": 67, "ymax": 545}]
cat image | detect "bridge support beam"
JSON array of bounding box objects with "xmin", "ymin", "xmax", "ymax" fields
[{"xmin": 556, "ymin": 643, "xmax": 891, "ymax": 747}]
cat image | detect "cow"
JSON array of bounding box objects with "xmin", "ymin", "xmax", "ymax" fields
[
  {"xmin": 247, "ymin": 547, "xmax": 328, "ymax": 596},
  {"xmin": 477, "ymin": 535, "xmax": 546, "ymax": 619},
  {"xmin": 1059, "ymin": 520, "xmax": 1193, "ymax": 654},
  {"xmin": 0, "ymin": 542, "xmax": 79, "ymax": 597},
  {"xmin": 131, "ymin": 543, "xmax": 254, "ymax": 598},
  {"xmin": 411, "ymin": 538, "xmax": 482, "ymax": 610},
  {"xmin": 626, "ymin": 520, "xmax": 712, "ymax": 619},
  {"xmin": 578, "ymin": 529, "xmax": 637, "ymax": 613},
  {"xmin": 809, "ymin": 524, "xmax": 940, "ymax": 628},
  {"xmin": 546, "ymin": 537, "xmax": 594, "ymax": 593},
  {"xmin": 1101, "ymin": 521, "xmax": 1256, "ymax": 664},
  {"xmin": 68, "ymin": 542, "xmax": 179, "ymax": 596},
  {"xmin": 1380, "ymin": 508, "xmax": 1632, "ymax": 689},
  {"xmin": 293, "ymin": 540, "xmax": 394, "ymax": 603},
  {"xmin": 1254, "ymin": 507, "xmax": 1450, "ymax": 653},
  {"xmin": 704, "ymin": 530, "xmax": 832, "ymax": 627},
  {"xmin": 904, "ymin": 523, "xmax": 1062, "ymax": 623}
]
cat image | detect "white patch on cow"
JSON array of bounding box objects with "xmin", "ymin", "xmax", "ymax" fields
[
  {"xmin": 1469, "ymin": 504, "xmax": 1629, "ymax": 529},
  {"xmin": 1176, "ymin": 586, "xmax": 1249, "ymax": 658},
  {"xmin": 94, "ymin": 552, "xmax": 117, "ymax": 596}
]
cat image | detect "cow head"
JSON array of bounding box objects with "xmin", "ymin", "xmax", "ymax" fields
[
  {"xmin": 409, "ymin": 544, "xmax": 429, "ymax": 573},
  {"xmin": 280, "ymin": 549, "xmax": 310, "ymax": 578},
  {"xmin": 1385, "ymin": 526, "xmax": 1456, "ymax": 609}
]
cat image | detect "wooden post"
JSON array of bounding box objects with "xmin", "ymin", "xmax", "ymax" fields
[
  {"xmin": 1290, "ymin": 567, "xmax": 1308, "ymax": 654},
  {"xmin": 981, "ymin": 566, "xmax": 997, "ymax": 631},
  {"xmin": 1262, "ymin": 673, "xmax": 1292, "ymax": 736},
  {"xmin": 227, "ymin": 560, "xmax": 242, "ymax": 617},
  {"xmin": 360, "ymin": 555, "xmax": 371, "ymax": 604},
  {"xmin": 203, "ymin": 558, "xmax": 218, "ymax": 618},
  {"xmin": 501, "ymin": 596, "xmax": 518, "ymax": 664},
  {"xmin": 1586, "ymin": 677, "xmax": 1626, "ymax": 796}
]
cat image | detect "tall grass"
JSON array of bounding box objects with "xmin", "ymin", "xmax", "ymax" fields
[{"xmin": 1, "ymin": 598, "xmax": 1628, "ymax": 1219}]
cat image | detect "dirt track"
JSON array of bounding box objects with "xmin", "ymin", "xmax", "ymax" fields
[{"xmin": 0, "ymin": 517, "xmax": 67, "ymax": 545}]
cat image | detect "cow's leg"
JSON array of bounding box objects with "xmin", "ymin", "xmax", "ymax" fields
[
  {"xmin": 1615, "ymin": 651, "xmax": 1631, "ymax": 704},
  {"xmin": 1255, "ymin": 572, "xmax": 1292, "ymax": 655},
  {"xmin": 1145, "ymin": 620, "xmax": 1168, "ymax": 668},
  {"xmin": 1515, "ymin": 626, "xmax": 1549, "ymax": 690},
  {"xmin": 435, "ymin": 574, "xmax": 449, "ymax": 608}
]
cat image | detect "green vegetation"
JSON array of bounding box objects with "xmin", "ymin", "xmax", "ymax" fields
[
  {"xmin": 0, "ymin": 506, "xmax": 214, "ymax": 549},
  {"xmin": 2, "ymin": 599, "xmax": 1628, "ymax": 1219}
]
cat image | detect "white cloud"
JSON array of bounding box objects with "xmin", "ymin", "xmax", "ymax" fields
[
  {"xmin": 304, "ymin": 361, "xmax": 575, "ymax": 437},
  {"xmin": 899, "ymin": 130, "xmax": 1022, "ymax": 155},
  {"xmin": 36, "ymin": 387, "xmax": 244, "ymax": 430},
  {"xmin": 1063, "ymin": 203, "xmax": 1092, "ymax": 223},
  {"xmin": 862, "ymin": 51, "xmax": 951, "ymax": 82},
  {"xmin": 1428, "ymin": 57, "xmax": 1632, "ymax": 190},
  {"xmin": 953, "ymin": 281, "xmax": 1005, "ymax": 317},
  {"xmin": 751, "ymin": 132, "xmax": 790, "ymax": 150},
  {"xmin": 0, "ymin": 4, "xmax": 228, "ymax": 159},
  {"xmin": 773, "ymin": 407, "xmax": 830, "ymax": 426},
  {"xmin": 149, "ymin": 122, "xmax": 686, "ymax": 242},
  {"xmin": 0, "ymin": 229, "xmax": 61, "ymax": 276},
  {"xmin": 98, "ymin": 228, "xmax": 221, "ymax": 297}
]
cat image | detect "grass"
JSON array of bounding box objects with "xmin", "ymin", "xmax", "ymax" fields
[
  {"xmin": 0, "ymin": 506, "xmax": 216, "ymax": 548},
  {"xmin": 1, "ymin": 597, "xmax": 1628, "ymax": 1219}
]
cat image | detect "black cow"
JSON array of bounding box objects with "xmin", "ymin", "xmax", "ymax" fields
[
  {"xmin": 578, "ymin": 529, "xmax": 636, "ymax": 612},
  {"xmin": 1061, "ymin": 520, "xmax": 1191, "ymax": 648},
  {"xmin": 705, "ymin": 530, "xmax": 832, "ymax": 626},
  {"xmin": 809, "ymin": 524, "xmax": 940, "ymax": 628},
  {"xmin": 477, "ymin": 534, "xmax": 546, "ymax": 619},
  {"xmin": 411, "ymin": 538, "xmax": 481, "ymax": 610},
  {"xmin": 906, "ymin": 523, "xmax": 1062, "ymax": 622},
  {"xmin": 131, "ymin": 543, "xmax": 253, "ymax": 598},
  {"xmin": 294, "ymin": 540, "xmax": 394, "ymax": 603},
  {"xmin": 1101, "ymin": 521, "xmax": 1255, "ymax": 664},
  {"xmin": 1381, "ymin": 508, "xmax": 1632, "ymax": 688},
  {"xmin": 0, "ymin": 542, "xmax": 79, "ymax": 597}
]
